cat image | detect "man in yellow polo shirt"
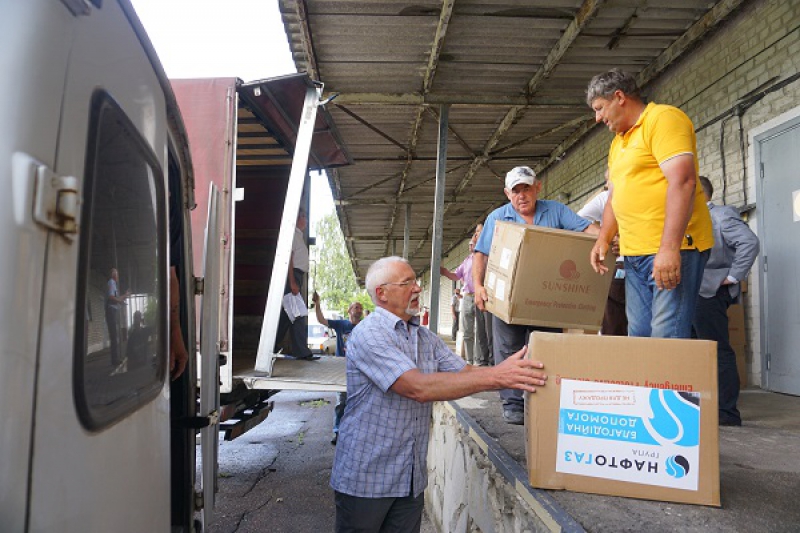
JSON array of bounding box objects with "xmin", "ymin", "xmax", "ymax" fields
[{"xmin": 586, "ymin": 69, "xmax": 713, "ymax": 338}]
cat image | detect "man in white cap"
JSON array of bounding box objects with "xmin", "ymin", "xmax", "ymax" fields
[{"xmin": 473, "ymin": 166, "xmax": 599, "ymax": 424}]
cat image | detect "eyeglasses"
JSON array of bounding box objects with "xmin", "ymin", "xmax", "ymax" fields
[{"xmin": 380, "ymin": 279, "xmax": 419, "ymax": 288}]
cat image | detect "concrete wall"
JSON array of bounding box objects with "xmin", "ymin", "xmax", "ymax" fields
[
  {"xmin": 539, "ymin": 0, "xmax": 800, "ymax": 387},
  {"xmin": 426, "ymin": 402, "xmax": 582, "ymax": 533}
]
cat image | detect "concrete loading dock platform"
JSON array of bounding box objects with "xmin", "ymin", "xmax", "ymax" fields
[{"xmin": 427, "ymin": 388, "xmax": 800, "ymax": 532}]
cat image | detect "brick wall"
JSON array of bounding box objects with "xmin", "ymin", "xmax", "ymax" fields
[
  {"xmin": 545, "ymin": 0, "xmax": 800, "ymax": 212},
  {"xmin": 540, "ymin": 0, "xmax": 800, "ymax": 385}
]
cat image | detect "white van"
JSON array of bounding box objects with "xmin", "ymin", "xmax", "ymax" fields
[
  {"xmin": 2, "ymin": 3, "xmax": 351, "ymax": 531},
  {"xmin": 1, "ymin": 1, "xmax": 211, "ymax": 531}
]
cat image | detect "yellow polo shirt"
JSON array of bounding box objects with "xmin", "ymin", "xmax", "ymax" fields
[{"xmin": 608, "ymin": 102, "xmax": 713, "ymax": 256}]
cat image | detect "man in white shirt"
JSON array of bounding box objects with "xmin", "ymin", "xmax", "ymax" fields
[
  {"xmin": 578, "ymin": 176, "xmax": 627, "ymax": 335},
  {"xmin": 274, "ymin": 210, "xmax": 314, "ymax": 359}
]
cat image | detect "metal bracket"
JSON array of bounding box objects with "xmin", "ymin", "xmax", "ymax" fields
[
  {"xmin": 176, "ymin": 410, "xmax": 219, "ymax": 430},
  {"xmin": 33, "ymin": 164, "xmax": 79, "ymax": 236},
  {"xmin": 194, "ymin": 276, "xmax": 205, "ymax": 295}
]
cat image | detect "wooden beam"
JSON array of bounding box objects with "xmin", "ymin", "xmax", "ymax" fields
[
  {"xmin": 328, "ymin": 92, "xmax": 586, "ymax": 108},
  {"xmin": 451, "ymin": 0, "xmax": 605, "ymax": 199},
  {"xmin": 406, "ymin": 0, "xmax": 606, "ymax": 260},
  {"xmin": 383, "ymin": 107, "xmax": 424, "ymax": 256},
  {"xmin": 422, "ymin": 0, "xmax": 455, "ymax": 94},
  {"xmin": 382, "ymin": 0, "xmax": 456, "ymax": 257},
  {"xmin": 426, "ymin": 106, "xmax": 476, "ymax": 158},
  {"xmin": 294, "ymin": 0, "xmax": 319, "ymax": 80},
  {"xmin": 525, "ymin": 0, "xmax": 607, "ymax": 97},
  {"xmin": 335, "ymin": 196, "xmax": 491, "ymax": 207},
  {"xmin": 335, "ymin": 104, "xmax": 408, "ymax": 151}
]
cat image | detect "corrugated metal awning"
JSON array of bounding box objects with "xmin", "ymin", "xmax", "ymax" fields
[{"xmin": 279, "ymin": 0, "xmax": 746, "ymax": 283}]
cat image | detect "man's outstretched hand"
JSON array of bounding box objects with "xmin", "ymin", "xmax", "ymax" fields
[{"xmin": 492, "ymin": 346, "xmax": 547, "ymax": 393}]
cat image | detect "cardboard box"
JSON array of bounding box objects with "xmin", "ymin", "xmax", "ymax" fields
[
  {"xmin": 485, "ymin": 222, "xmax": 614, "ymax": 330},
  {"xmin": 526, "ymin": 333, "xmax": 720, "ymax": 506},
  {"xmin": 727, "ymin": 304, "xmax": 746, "ymax": 347},
  {"xmin": 731, "ymin": 343, "xmax": 747, "ymax": 388},
  {"xmin": 727, "ymin": 304, "xmax": 748, "ymax": 388}
]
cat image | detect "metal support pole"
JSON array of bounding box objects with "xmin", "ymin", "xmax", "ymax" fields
[
  {"xmin": 403, "ymin": 203, "xmax": 411, "ymax": 259},
  {"xmin": 255, "ymin": 84, "xmax": 321, "ymax": 373},
  {"xmin": 428, "ymin": 104, "xmax": 448, "ymax": 333}
]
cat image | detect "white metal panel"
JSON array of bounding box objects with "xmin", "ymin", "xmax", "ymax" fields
[
  {"xmin": 28, "ymin": 1, "xmax": 171, "ymax": 530},
  {"xmin": 220, "ymin": 90, "xmax": 239, "ymax": 394},
  {"xmin": 0, "ymin": 2, "xmax": 73, "ymax": 531},
  {"xmin": 200, "ymin": 184, "xmax": 223, "ymax": 528},
  {"xmin": 238, "ymin": 357, "xmax": 346, "ymax": 392},
  {"xmin": 255, "ymin": 84, "xmax": 322, "ymax": 373}
]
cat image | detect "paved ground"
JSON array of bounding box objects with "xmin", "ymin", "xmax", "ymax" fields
[
  {"xmin": 204, "ymin": 379, "xmax": 800, "ymax": 532},
  {"xmin": 204, "ymin": 390, "xmax": 435, "ymax": 533}
]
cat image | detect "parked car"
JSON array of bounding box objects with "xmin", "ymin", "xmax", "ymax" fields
[{"xmin": 307, "ymin": 323, "xmax": 337, "ymax": 354}]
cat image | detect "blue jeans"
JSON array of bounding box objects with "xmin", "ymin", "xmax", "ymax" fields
[
  {"xmin": 624, "ymin": 250, "xmax": 709, "ymax": 338},
  {"xmin": 333, "ymin": 392, "xmax": 347, "ymax": 434}
]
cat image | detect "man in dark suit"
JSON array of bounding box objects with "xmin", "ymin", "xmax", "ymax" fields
[{"xmin": 693, "ymin": 176, "xmax": 760, "ymax": 426}]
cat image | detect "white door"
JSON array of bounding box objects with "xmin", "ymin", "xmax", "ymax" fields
[
  {"xmin": 199, "ymin": 184, "xmax": 223, "ymax": 528},
  {"xmin": 0, "ymin": 3, "xmax": 69, "ymax": 529},
  {"xmin": 756, "ymin": 116, "xmax": 800, "ymax": 395},
  {"xmin": 28, "ymin": 2, "xmax": 172, "ymax": 531}
]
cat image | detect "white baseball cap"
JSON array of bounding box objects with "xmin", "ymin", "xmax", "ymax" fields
[{"xmin": 505, "ymin": 166, "xmax": 537, "ymax": 190}]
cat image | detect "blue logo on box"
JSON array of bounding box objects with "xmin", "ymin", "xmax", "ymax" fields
[
  {"xmin": 647, "ymin": 390, "xmax": 700, "ymax": 447},
  {"xmin": 665, "ymin": 455, "xmax": 691, "ymax": 478}
]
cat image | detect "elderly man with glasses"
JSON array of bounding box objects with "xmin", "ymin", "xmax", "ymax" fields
[{"xmin": 330, "ymin": 256, "xmax": 548, "ymax": 533}]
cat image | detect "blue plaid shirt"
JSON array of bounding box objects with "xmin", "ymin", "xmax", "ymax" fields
[{"xmin": 330, "ymin": 307, "xmax": 467, "ymax": 498}]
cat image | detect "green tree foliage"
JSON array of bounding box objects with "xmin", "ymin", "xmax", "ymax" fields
[{"xmin": 311, "ymin": 212, "xmax": 374, "ymax": 316}]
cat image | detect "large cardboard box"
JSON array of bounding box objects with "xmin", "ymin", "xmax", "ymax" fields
[
  {"xmin": 727, "ymin": 304, "xmax": 748, "ymax": 388},
  {"xmin": 485, "ymin": 222, "xmax": 613, "ymax": 330},
  {"xmin": 731, "ymin": 343, "xmax": 748, "ymax": 388},
  {"xmin": 727, "ymin": 304, "xmax": 746, "ymax": 347},
  {"xmin": 526, "ymin": 333, "xmax": 720, "ymax": 506}
]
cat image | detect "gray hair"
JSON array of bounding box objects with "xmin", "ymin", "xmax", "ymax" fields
[
  {"xmin": 586, "ymin": 69, "xmax": 641, "ymax": 106},
  {"xmin": 365, "ymin": 256, "xmax": 409, "ymax": 304}
]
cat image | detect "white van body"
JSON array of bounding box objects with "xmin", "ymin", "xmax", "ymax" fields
[
  {"xmin": 0, "ymin": 2, "xmax": 350, "ymax": 531},
  {"xmin": 0, "ymin": 1, "xmax": 203, "ymax": 531}
]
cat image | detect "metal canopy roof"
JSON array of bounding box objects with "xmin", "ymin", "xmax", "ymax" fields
[{"xmin": 279, "ymin": 0, "xmax": 744, "ymax": 283}]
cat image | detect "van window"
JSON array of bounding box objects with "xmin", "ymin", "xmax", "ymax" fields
[{"xmin": 74, "ymin": 91, "xmax": 168, "ymax": 430}]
